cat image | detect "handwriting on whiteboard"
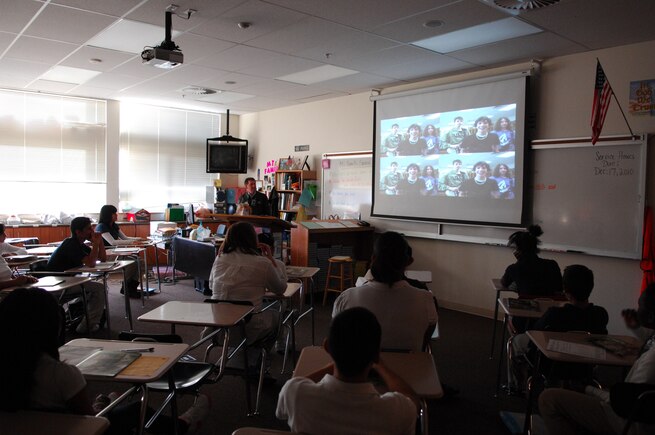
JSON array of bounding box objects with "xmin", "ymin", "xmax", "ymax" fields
[{"xmin": 594, "ymin": 150, "xmax": 635, "ymax": 176}]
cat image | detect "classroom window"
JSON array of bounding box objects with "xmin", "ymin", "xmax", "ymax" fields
[
  {"xmin": 0, "ymin": 89, "xmax": 107, "ymax": 214},
  {"xmin": 119, "ymin": 103, "xmax": 219, "ymax": 212}
]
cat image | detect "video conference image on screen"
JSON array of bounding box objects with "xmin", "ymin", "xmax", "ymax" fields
[{"xmin": 372, "ymin": 76, "xmax": 527, "ymax": 225}]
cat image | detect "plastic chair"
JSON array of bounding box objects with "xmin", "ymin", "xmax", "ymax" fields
[{"xmin": 118, "ymin": 331, "xmax": 213, "ymax": 430}]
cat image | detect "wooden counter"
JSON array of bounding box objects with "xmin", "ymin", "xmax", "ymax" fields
[{"xmin": 290, "ymin": 220, "xmax": 374, "ymax": 267}]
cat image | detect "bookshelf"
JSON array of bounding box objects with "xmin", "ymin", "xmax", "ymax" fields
[{"xmin": 275, "ymin": 170, "xmax": 316, "ymax": 221}]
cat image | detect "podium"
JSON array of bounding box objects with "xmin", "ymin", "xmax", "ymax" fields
[{"xmin": 196, "ymin": 213, "xmax": 295, "ymax": 232}]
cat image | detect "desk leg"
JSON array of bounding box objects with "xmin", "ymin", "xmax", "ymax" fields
[
  {"xmin": 495, "ymin": 314, "xmax": 508, "ymax": 397},
  {"xmin": 420, "ymin": 399, "xmax": 429, "ymax": 435},
  {"xmin": 169, "ymin": 372, "xmax": 179, "ymax": 435},
  {"xmin": 523, "ymin": 353, "xmax": 542, "ymax": 435},
  {"xmin": 137, "ymin": 385, "xmax": 149, "ymax": 435},
  {"xmin": 123, "ymin": 267, "xmax": 134, "ymax": 331},
  {"xmin": 490, "ymin": 289, "xmax": 501, "ymax": 359},
  {"xmin": 153, "ymin": 242, "xmax": 162, "ymax": 292},
  {"xmin": 309, "ymin": 277, "xmax": 315, "ymax": 345},
  {"xmin": 241, "ymin": 321, "xmax": 253, "ymax": 416},
  {"xmin": 103, "ymin": 274, "xmax": 111, "ymax": 333},
  {"xmin": 79, "ymin": 283, "xmax": 91, "ymax": 336}
]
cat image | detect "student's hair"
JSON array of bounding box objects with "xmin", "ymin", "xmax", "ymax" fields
[
  {"xmin": 244, "ymin": 177, "xmax": 256, "ymax": 185},
  {"xmin": 507, "ymin": 224, "xmax": 543, "ymax": 255},
  {"xmin": 328, "ymin": 307, "xmax": 381, "ymax": 378},
  {"xmin": 493, "ymin": 164, "xmax": 512, "ymax": 178},
  {"xmin": 639, "ymin": 283, "xmax": 655, "ymax": 327},
  {"xmin": 407, "ymin": 123, "xmax": 421, "ymax": 134},
  {"xmin": 473, "ymin": 161, "xmax": 491, "ymax": 172},
  {"xmin": 562, "ymin": 265, "xmax": 594, "ymax": 300},
  {"xmin": 453, "ymin": 159, "xmax": 462, "ymax": 165},
  {"xmin": 391, "ymin": 123, "xmax": 399, "ymax": 129},
  {"xmin": 390, "ymin": 161, "xmax": 398, "ymax": 167},
  {"xmin": 70, "ymin": 216, "xmax": 91, "ymax": 237},
  {"xmin": 0, "ymin": 223, "xmax": 4, "ymax": 235},
  {"xmin": 222, "ymin": 221, "xmax": 259, "ymax": 256},
  {"xmin": 494, "ymin": 117, "xmax": 512, "ymax": 131},
  {"xmin": 98, "ymin": 204, "xmax": 118, "ymax": 226},
  {"xmin": 422, "ymin": 165, "xmax": 437, "ymax": 177},
  {"xmin": 370, "ymin": 231, "xmax": 411, "ymax": 286},
  {"xmin": 423, "ymin": 124, "xmax": 437, "ymax": 136},
  {"xmin": 454, "ymin": 116, "xmax": 463, "ymax": 122},
  {"xmin": 0, "ymin": 287, "xmax": 62, "ymax": 411},
  {"xmin": 474, "ymin": 116, "xmax": 492, "ymax": 127},
  {"xmin": 406, "ymin": 163, "xmax": 420, "ymax": 172}
]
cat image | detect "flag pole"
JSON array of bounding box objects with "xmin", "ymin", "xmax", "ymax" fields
[{"xmin": 597, "ymin": 58, "xmax": 637, "ymax": 139}]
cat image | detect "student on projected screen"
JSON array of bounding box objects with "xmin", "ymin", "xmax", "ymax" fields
[
  {"xmin": 441, "ymin": 116, "xmax": 469, "ymax": 154},
  {"xmin": 442, "ymin": 159, "xmax": 468, "ymax": 197},
  {"xmin": 421, "ymin": 124, "xmax": 439, "ymax": 155},
  {"xmin": 397, "ymin": 163, "xmax": 426, "ymax": 196},
  {"xmin": 491, "ymin": 163, "xmax": 515, "ymax": 199},
  {"xmin": 421, "ymin": 165, "xmax": 439, "ymax": 196},
  {"xmin": 382, "ymin": 123, "xmax": 401, "ymax": 157},
  {"xmin": 459, "ymin": 161, "xmax": 500, "ymax": 199},
  {"xmin": 493, "ymin": 117, "xmax": 515, "ymax": 151},
  {"xmin": 398, "ymin": 124, "xmax": 426, "ymax": 156},
  {"xmin": 381, "ymin": 161, "xmax": 401, "ymax": 195},
  {"xmin": 461, "ymin": 116, "xmax": 500, "ymax": 153}
]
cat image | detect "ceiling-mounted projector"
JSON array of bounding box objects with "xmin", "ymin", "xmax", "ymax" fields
[
  {"xmin": 142, "ymin": 6, "xmax": 191, "ymax": 69},
  {"xmin": 142, "ymin": 47, "xmax": 183, "ymax": 69}
]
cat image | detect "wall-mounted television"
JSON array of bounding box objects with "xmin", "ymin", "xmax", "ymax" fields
[{"xmin": 206, "ymin": 137, "xmax": 248, "ymax": 173}]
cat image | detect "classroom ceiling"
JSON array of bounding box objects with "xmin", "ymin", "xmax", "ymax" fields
[{"xmin": 0, "ymin": 0, "xmax": 653, "ymax": 114}]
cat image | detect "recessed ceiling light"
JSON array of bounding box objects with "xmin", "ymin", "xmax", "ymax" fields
[
  {"xmin": 423, "ymin": 20, "xmax": 444, "ymax": 28},
  {"xmin": 89, "ymin": 58, "xmax": 102, "ymax": 64},
  {"xmin": 412, "ymin": 17, "xmax": 542, "ymax": 53},
  {"xmin": 277, "ymin": 65, "xmax": 358, "ymax": 85},
  {"xmin": 237, "ymin": 22, "xmax": 251, "ymax": 29},
  {"xmin": 39, "ymin": 66, "xmax": 101, "ymax": 85},
  {"xmin": 225, "ymin": 81, "xmax": 237, "ymax": 85}
]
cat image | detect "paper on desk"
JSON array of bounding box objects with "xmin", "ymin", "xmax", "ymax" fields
[
  {"xmin": 119, "ymin": 356, "xmax": 169, "ymax": 377},
  {"xmin": 547, "ymin": 339, "xmax": 607, "ymax": 360},
  {"xmin": 317, "ymin": 221, "xmax": 346, "ymax": 229},
  {"xmin": 341, "ymin": 221, "xmax": 359, "ymax": 228}
]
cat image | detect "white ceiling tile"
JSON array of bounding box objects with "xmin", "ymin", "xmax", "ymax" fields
[
  {"xmin": 60, "ymin": 46, "xmax": 136, "ymax": 71},
  {"xmin": 127, "ymin": 0, "xmax": 249, "ymax": 30},
  {"xmin": 231, "ymin": 95, "xmax": 295, "ymax": 111},
  {"xmin": 0, "ymin": 31, "xmax": 18, "ymax": 54},
  {"xmin": 313, "ymin": 72, "xmax": 399, "ymax": 93},
  {"xmin": 0, "ymin": 0, "xmax": 44, "ymax": 34},
  {"xmin": 110, "ymin": 57, "xmax": 169, "ymax": 79},
  {"xmin": 264, "ymin": 0, "xmax": 453, "ymax": 31},
  {"xmin": 83, "ymin": 72, "xmax": 144, "ymax": 90},
  {"xmin": 190, "ymin": 0, "xmax": 307, "ymax": 44},
  {"xmin": 86, "ymin": 19, "xmax": 181, "ymax": 54},
  {"xmin": 199, "ymin": 71, "xmax": 265, "ymax": 90},
  {"xmin": 51, "ymin": 0, "xmax": 138, "ymax": 17},
  {"xmin": 24, "ymin": 4, "xmax": 116, "ymax": 44},
  {"xmin": 294, "ymin": 28, "xmax": 399, "ymax": 64},
  {"xmin": 372, "ymin": 54, "xmax": 475, "ymax": 80},
  {"xmin": 172, "ymin": 33, "xmax": 235, "ymax": 63},
  {"xmin": 372, "ymin": 0, "xmax": 509, "ymax": 43},
  {"xmin": 246, "ymin": 17, "xmax": 349, "ymax": 55},
  {"xmin": 199, "ymin": 90, "xmax": 254, "ymax": 103},
  {"xmin": 68, "ymin": 85, "xmax": 120, "ymax": 99},
  {"xmin": 161, "ymin": 64, "xmax": 226, "ymax": 85},
  {"xmin": 194, "ymin": 44, "xmax": 281, "ymax": 71},
  {"xmin": 4, "ymin": 36, "xmax": 78, "ymax": 64},
  {"xmin": 27, "ymin": 79, "xmax": 77, "ymax": 93},
  {"xmin": 0, "ymin": 58, "xmax": 51, "ymax": 82},
  {"xmin": 236, "ymin": 55, "xmax": 322, "ymax": 79},
  {"xmin": 267, "ymin": 85, "xmax": 343, "ymax": 101},
  {"xmin": 235, "ymin": 79, "xmax": 311, "ymax": 97}
]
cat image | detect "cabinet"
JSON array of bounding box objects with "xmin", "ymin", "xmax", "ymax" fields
[{"xmin": 275, "ymin": 170, "xmax": 316, "ymax": 221}]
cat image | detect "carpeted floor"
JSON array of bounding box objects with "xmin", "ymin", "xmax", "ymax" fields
[{"xmin": 71, "ymin": 275, "xmax": 621, "ymax": 435}]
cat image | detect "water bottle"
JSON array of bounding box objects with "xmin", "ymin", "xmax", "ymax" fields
[{"xmin": 198, "ymin": 221, "xmax": 205, "ymax": 239}]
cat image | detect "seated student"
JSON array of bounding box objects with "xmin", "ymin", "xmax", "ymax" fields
[
  {"xmin": 538, "ymin": 283, "xmax": 655, "ymax": 435},
  {"xmin": 333, "ymin": 231, "xmax": 437, "ymax": 352},
  {"xmin": 95, "ymin": 204, "xmax": 143, "ymax": 297},
  {"xmin": 276, "ymin": 307, "xmax": 419, "ymax": 435},
  {"xmin": 0, "ymin": 254, "xmax": 37, "ymax": 294},
  {"xmin": 0, "ymin": 287, "xmax": 208, "ymax": 434},
  {"xmin": 511, "ymin": 265, "xmax": 608, "ymax": 386},
  {"xmin": 46, "ymin": 216, "xmax": 106, "ymax": 334},
  {"xmin": 0, "ymin": 223, "xmax": 28, "ymax": 256},
  {"xmin": 501, "ymin": 225, "xmax": 563, "ymax": 334}
]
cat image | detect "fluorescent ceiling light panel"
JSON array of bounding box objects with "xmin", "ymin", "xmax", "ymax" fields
[
  {"xmin": 277, "ymin": 65, "xmax": 359, "ymax": 85},
  {"xmin": 413, "ymin": 17, "xmax": 542, "ymax": 53},
  {"xmin": 39, "ymin": 66, "xmax": 101, "ymax": 84},
  {"xmin": 87, "ymin": 19, "xmax": 182, "ymax": 54}
]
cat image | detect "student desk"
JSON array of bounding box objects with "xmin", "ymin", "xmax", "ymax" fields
[
  {"xmin": 285, "ymin": 266, "xmax": 320, "ymax": 345},
  {"xmin": 67, "ymin": 260, "xmax": 135, "ymax": 333},
  {"xmin": 293, "ymin": 346, "xmax": 442, "ymax": 435},
  {"xmin": 0, "ymin": 410, "xmax": 110, "ymax": 435},
  {"xmin": 64, "ymin": 338, "xmax": 189, "ymax": 435},
  {"xmin": 495, "ymin": 297, "xmax": 564, "ymax": 396},
  {"xmin": 264, "ymin": 281, "xmax": 302, "ymax": 372},
  {"xmin": 107, "ymin": 241, "xmax": 162, "ymax": 304},
  {"xmin": 490, "ymin": 278, "xmax": 515, "ymax": 358},
  {"xmin": 25, "ymin": 245, "xmax": 58, "ymax": 255},
  {"xmin": 522, "ymin": 331, "xmax": 641, "ymax": 435}
]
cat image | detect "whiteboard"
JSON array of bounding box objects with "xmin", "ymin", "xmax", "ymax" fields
[
  {"xmin": 320, "ymin": 135, "xmax": 647, "ymax": 259},
  {"xmin": 321, "ymin": 152, "xmax": 372, "ymax": 219}
]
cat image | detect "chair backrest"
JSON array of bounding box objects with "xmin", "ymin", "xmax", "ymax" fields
[
  {"xmin": 29, "ymin": 259, "xmax": 48, "ymax": 272},
  {"xmin": 118, "ymin": 331, "xmax": 183, "ymax": 343},
  {"xmin": 172, "ymin": 236, "xmax": 215, "ymax": 281}
]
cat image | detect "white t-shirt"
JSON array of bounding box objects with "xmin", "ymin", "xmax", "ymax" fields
[
  {"xmin": 0, "ymin": 242, "xmax": 28, "ymax": 256},
  {"xmin": 30, "ymin": 353, "xmax": 87, "ymax": 411},
  {"xmin": 209, "ymin": 250, "xmax": 287, "ymax": 310},
  {"xmin": 332, "ymin": 280, "xmax": 438, "ymax": 351},
  {"xmin": 276, "ymin": 374, "xmax": 416, "ymax": 435},
  {"xmin": 0, "ymin": 256, "xmax": 12, "ymax": 282}
]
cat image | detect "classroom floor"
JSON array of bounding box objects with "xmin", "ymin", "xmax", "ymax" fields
[{"xmin": 76, "ymin": 275, "xmax": 620, "ymax": 435}]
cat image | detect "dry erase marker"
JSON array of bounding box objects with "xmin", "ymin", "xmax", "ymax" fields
[{"xmin": 121, "ymin": 347, "xmax": 154, "ymax": 353}]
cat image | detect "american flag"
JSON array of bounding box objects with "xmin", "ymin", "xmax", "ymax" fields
[{"xmin": 590, "ymin": 60, "xmax": 613, "ymax": 145}]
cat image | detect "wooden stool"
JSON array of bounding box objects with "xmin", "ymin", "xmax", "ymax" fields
[{"xmin": 323, "ymin": 256, "xmax": 353, "ymax": 305}]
